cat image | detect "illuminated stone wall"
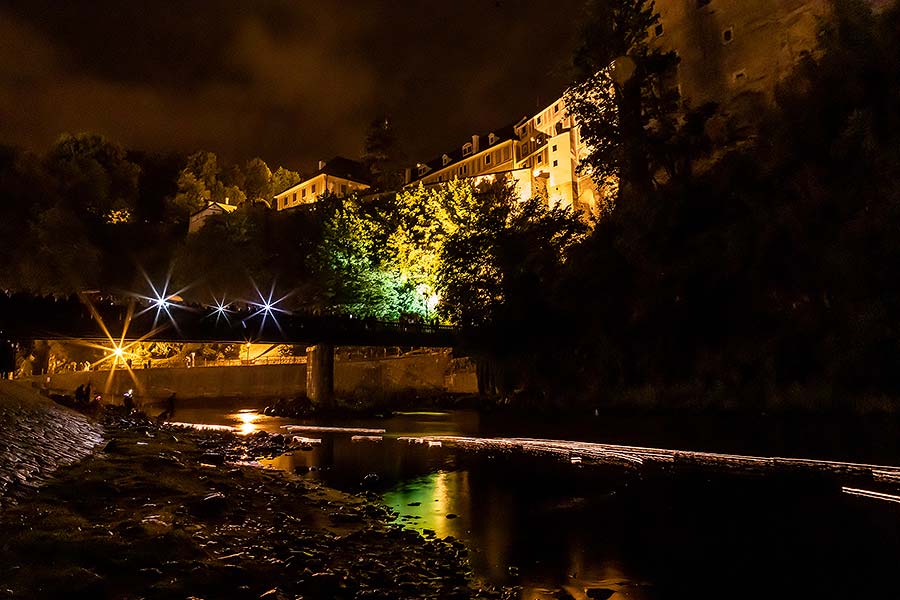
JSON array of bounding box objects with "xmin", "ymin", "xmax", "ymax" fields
[
  {"xmin": 43, "ymin": 353, "xmax": 477, "ymax": 402},
  {"xmin": 654, "ymin": 0, "xmax": 829, "ymax": 109}
]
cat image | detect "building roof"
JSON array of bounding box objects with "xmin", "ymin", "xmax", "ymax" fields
[
  {"xmin": 410, "ymin": 123, "xmax": 518, "ymax": 184},
  {"xmin": 189, "ymin": 201, "xmax": 238, "ymax": 218},
  {"xmin": 275, "ymin": 156, "xmax": 370, "ymax": 198},
  {"xmin": 315, "ymin": 156, "xmax": 370, "ymax": 183}
]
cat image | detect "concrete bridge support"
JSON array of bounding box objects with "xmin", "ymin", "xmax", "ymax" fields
[{"xmin": 305, "ymin": 344, "xmax": 334, "ymax": 408}]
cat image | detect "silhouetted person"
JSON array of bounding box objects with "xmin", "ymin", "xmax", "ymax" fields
[
  {"xmin": 85, "ymin": 381, "xmax": 92, "ymax": 402},
  {"xmin": 74, "ymin": 384, "xmax": 85, "ymax": 404},
  {"xmin": 157, "ymin": 392, "xmax": 176, "ymax": 422}
]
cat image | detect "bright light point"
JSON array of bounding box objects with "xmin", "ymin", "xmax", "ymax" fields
[
  {"xmin": 427, "ymin": 294, "xmax": 440, "ymax": 311},
  {"xmin": 236, "ymin": 411, "xmax": 258, "ymax": 436},
  {"xmin": 113, "ymin": 347, "xmax": 124, "ymax": 357}
]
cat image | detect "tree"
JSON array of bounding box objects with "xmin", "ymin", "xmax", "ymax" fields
[
  {"xmin": 565, "ymin": 0, "xmax": 680, "ymax": 205},
  {"xmin": 362, "ymin": 115, "xmax": 405, "ymax": 191},
  {"xmin": 243, "ymin": 158, "xmax": 273, "ymax": 205},
  {"xmin": 309, "ymin": 196, "xmax": 418, "ymax": 319},
  {"xmin": 44, "ymin": 133, "xmax": 141, "ymax": 223},
  {"xmin": 270, "ymin": 166, "xmax": 302, "ymax": 196},
  {"xmin": 171, "ymin": 151, "xmax": 220, "ymax": 216}
]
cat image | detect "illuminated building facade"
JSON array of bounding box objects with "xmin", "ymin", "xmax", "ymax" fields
[
  {"xmin": 274, "ymin": 157, "xmax": 370, "ymax": 211},
  {"xmin": 406, "ymin": 0, "xmax": 842, "ymax": 216},
  {"xmin": 652, "ymin": 0, "xmax": 831, "ymax": 110},
  {"xmin": 404, "ymin": 98, "xmax": 599, "ymax": 214}
]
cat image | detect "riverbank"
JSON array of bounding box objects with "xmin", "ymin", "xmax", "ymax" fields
[
  {"xmin": 0, "ymin": 381, "xmax": 103, "ymax": 508},
  {"xmin": 0, "ymin": 398, "xmax": 515, "ymax": 599}
]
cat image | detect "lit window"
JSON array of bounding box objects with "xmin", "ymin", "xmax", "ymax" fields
[{"xmin": 723, "ymin": 27, "xmax": 733, "ymax": 44}]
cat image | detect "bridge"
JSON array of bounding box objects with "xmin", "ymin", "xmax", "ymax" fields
[{"xmin": 0, "ymin": 293, "xmax": 465, "ymax": 405}]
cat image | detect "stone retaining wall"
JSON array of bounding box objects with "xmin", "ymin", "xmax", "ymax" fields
[{"xmin": 42, "ymin": 353, "xmax": 477, "ymax": 402}]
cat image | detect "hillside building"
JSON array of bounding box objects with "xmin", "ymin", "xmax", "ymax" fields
[
  {"xmin": 188, "ymin": 200, "xmax": 238, "ymax": 233},
  {"xmin": 405, "ymin": 0, "xmax": 842, "ymax": 216},
  {"xmin": 274, "ymin": 157, "xmax": 370, "ymax": 211}
]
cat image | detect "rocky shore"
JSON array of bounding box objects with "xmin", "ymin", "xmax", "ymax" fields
[{"xmin": 0, "ymin": 394, "xmax": 516, "ymax": 599}]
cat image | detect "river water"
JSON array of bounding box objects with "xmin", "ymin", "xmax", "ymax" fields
[{"xmin": 175, "ymin": 399, "xmax": 900, "ymax": 599}]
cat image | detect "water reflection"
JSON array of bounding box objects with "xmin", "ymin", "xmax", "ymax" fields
[
  {"xmin": 234, "ymin": 409, "xmax": 259, "ymax": 436},
  {"xmin": 174, "ymin": 400, "xmax": 900, "ymax": 600}
]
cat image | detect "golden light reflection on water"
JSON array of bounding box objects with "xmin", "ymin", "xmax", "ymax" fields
[{"xmin": 232, "ymin": 410, "xmax": 259, "ymax": 436}]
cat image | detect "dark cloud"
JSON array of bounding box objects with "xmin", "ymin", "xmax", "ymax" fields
[{"xmin": 0, "ymin": 0, "xmax": 582, "ymax": 170}]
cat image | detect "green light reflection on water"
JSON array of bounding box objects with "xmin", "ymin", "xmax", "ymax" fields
[{"xmin": 382, "ymin": 470, "xmax": 470, "ymax": 540}]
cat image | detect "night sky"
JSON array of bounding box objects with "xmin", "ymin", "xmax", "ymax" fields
[{"xmin": 0, "ymin": 0, "xmax": 582, "ymax": 171}]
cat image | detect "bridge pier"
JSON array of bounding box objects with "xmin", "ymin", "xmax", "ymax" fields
[{"xmin": 306, "ymin": 344, "xmax": 334, "ymax": 408}]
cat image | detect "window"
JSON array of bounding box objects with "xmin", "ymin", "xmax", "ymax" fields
[
  {"xmin": 655, "ymin": 23, "xmax": 664, "ymax": 37},
  {"xmin": 442, "ymin": 154, "xmax": 451, "ymax": 166},
  {"xmin": 552, "ymin": 144, "xmax": 557, "ymax": 152},
  {"xmin": 554, "ymin": 103, "xmax": 559, "ymax": 113},
  {"xmin": 301, "ymin": 189, "xmax": 307, "ymax": 198},
  {"xmin": 537, "ymin": 155, "xmax": 543, "ymax": 164},
  {"xmin": 418, "ymin": 164, "xmax": 429, "ymax": 177},
  {"xmin": 502, "ymin": 146, "xmax": 510, "ymax": 161},
  {"xmin": 536, "ymin": 115, "xmax": 542, "ymax": 125},
  {"xmin": 340, "ymin": 184, "xmax": 347, "ymax": 195},
  {"xmin": 462, "ymin": 143, "xmax": 473, "ymax": 156},
  {"xmin": 722, "ymin": 27, "xmax": 734, "ymax": 44},
  {"xmin": 484, "ymin": 154, "xmax": 491, "ymax": 165},
  {"xmin": 553, "ymin": 160, "xmax": 559, "ymax": 167},
  {"xmin": 311, "ymin": 184, "xmax": 317, "ymax": 194},
  {"xmin": 292, "ymin": 193, "xmax": 297, "ymax": 204},
  {"xmin": 488, "ymin": 133, "xmax": 497, "ymax": 145}
]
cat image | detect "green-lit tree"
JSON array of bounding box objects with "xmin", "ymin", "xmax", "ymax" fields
[{"xmin": 309, "ymin": 196, "xmax": 418, "ymax": 319}]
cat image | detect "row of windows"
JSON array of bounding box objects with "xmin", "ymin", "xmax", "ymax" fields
[
  {"xmin": 425, "ymin": 145, "xmax": 512, "ymax": 179},
  {"xmin": 652, "ymin": 18, "xmax": 734, "ymax": 44},
  {"xmin": 278, "ymin": 181, "xmax": 350, "ymax": 209}
]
